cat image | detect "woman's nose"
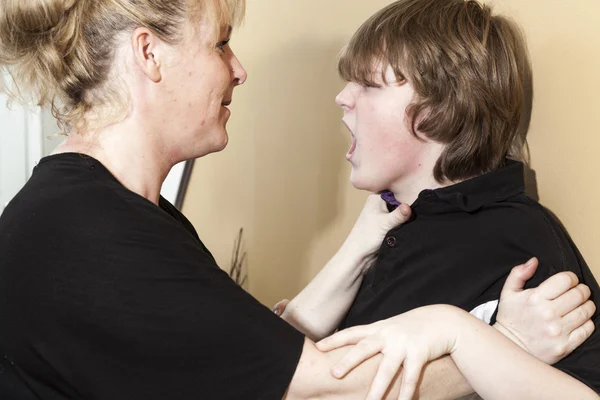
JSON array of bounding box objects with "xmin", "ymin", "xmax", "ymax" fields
[{"xmin": 230, "ymin": 54, "xmax": 247, "ymax": 85}]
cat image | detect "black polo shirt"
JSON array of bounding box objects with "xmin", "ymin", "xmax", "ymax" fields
[
  {"xmin": 340, "ymin": 160, "xmax": 600, "ymax": 393},
  {"xmin": 0, "ymin": 153, "xmax": 304, "ymax": 400}
]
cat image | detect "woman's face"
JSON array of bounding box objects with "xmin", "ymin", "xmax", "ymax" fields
[
  {"xmin": 335, "ymin": 65, "xmax": 442, "ymax": 195},
  {"xmin": 156, "ymin": 21, "xmax": 247, "ymax": 162}
]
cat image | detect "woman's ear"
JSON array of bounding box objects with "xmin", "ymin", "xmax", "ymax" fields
[{"xmin": 131, "ymin": 27, "xmax": 163, "ymax": 83}]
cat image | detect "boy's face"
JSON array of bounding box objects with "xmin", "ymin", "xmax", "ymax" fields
[{"xmin": 335, "ymin": 65, "xmax": 441, "ymax": 196}]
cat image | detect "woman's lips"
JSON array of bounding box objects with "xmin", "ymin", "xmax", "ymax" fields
[{"xmin": 221, "ymin": 100, "xmax": 232, "ymax": 116}]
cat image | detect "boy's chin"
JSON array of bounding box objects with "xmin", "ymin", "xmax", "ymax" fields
[{"xmin": 349, "ymin": 173, "xmax": 384, "ymax": 193}]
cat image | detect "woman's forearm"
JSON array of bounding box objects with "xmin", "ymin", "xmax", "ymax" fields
[
  {"xmin": 281, "ymin": 196, "xmax": 411, "ymax": 340},
  {"xmin": 282, "ymin": 241, "xmax": 373, "ymax": 340},
  {"xmin": 449, "ymin": 306, "xmax": 598, "ymax": 399}
]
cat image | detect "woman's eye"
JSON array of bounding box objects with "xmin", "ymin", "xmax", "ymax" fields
[{"xmin": 217, "ymin": 39, "xmax": 230, "ymax": 52}]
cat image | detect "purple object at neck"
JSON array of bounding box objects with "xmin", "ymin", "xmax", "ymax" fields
[{"xmin": 381, "ymin": 190, "xmax": 401, "ymax": 206}]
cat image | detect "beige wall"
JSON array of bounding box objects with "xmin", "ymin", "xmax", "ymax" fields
[
  {"xmin": 183, "ymin": 0, "xmax": 600, "ymax": 306},
  {"xmin": 490, "ymin": 0, "xmax": 600, "ymax": 281}
]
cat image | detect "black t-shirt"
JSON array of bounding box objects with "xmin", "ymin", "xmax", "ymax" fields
[
  {"xmin": 339, "ymin": 160, "xmax": 600, "ymax": 393},
  {"xmin": 0, "ymin": 153, "xmax": 304, "ymax": 400}
]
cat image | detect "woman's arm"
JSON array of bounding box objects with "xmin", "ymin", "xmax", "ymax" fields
[
  {"xmin": 284, "ymin": 338, "xmax": 472, "ymax": 400},
  {"xmin": 284, "ymin": 338, "xmax": 397, "ymax": 400},
  {"xmin": 281, "ymin": 196, "xmax": 412, "ymax": 340},
  {"xmin": 283, "ymin": 339, "xmax": 454, "ymax": 400},
  {"xmin": 280, "ymin": 244, "xmax": 374, "ymax": 341}
]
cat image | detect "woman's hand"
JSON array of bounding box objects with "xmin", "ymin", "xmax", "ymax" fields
[
  {"xmin": 272, "ymin": 299, "xmax": 289, "ymax": 316},
  {"xmin": 342, "ymin": 194, "xmax": 411, "ymax": 265},
  {"xmin": 275, "ymin": 195, "xmax": 412, "ymax": 340},
  {"xmin": 495, "ymin": 258, "xmax": 596, "ymax": 364},
  {"xmin": 316, "ymin": 305, "xmax": 459, "ymax": 400}
]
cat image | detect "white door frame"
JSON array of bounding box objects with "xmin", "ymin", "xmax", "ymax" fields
[{"xmin": 0, "ymin": 92, "xmax": 43, "ymax": 214}]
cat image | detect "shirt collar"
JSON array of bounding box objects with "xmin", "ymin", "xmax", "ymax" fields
[{"xmin": 412, "ymin": 159, "xmax": 526, "ymax": 213}]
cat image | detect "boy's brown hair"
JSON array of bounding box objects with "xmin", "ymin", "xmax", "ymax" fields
[{"xmin": 339, "ymin": 0, "xmax": 532, "ymax": 182}]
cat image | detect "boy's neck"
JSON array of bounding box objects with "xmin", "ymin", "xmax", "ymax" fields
[
  {"xmin": 389, "ymin": 172, "xmax": 452, "ymax": 206},
  {"xmin": 388, "ymin": 142, "xmax": 460, "ymax": 206}
]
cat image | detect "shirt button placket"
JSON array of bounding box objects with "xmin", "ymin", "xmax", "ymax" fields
[
  {"xmin": 386, "ymin": 235, "xmax": 397, "ymax": 248},
  {"xmin": 369, "ymin": 234, "xmax": 400, "ymax": 289}
]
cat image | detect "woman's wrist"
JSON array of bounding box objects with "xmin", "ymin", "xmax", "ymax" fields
[{"xmin": 337, "ymin": 238, "xmax": 377, "ymax": 273}]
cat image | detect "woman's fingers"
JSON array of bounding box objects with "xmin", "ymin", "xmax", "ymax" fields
[
  {"xmin": 537, "ymin": 271, "xmax": 579, "ymax": 300},
  {"xmin": 365, "ymin": 350, "xmax": 406, "ymax": 400},
  {"xmin": 397, "ymin": 354, "xmax": 426, "ymax": 400},
  {"xmin": 562, "ymin": 299, "xmax": 596, "ymax": 334},
  {"xmin": 555, "ymin": 283, "xmax": 592, "ymax": 317},
  {"xmin": 272, "ymin": 299, "xmax": 289, "ymax": 316},
  {"xmin": 388, "ymin": 203, "xmax": 411, "ymax": 227},
  {"xmin": 316, "ymin": 325, "xmax": 383, "ymax": 378},
  {"xmin": 565, "ymin": 319, "xmax": 596, "ymax": 356},
  {"xmin": 364, "ymin": 194, "xmax": 386, "ymax": 212},
  {"xmin": 500, "ymin": 258, "xmax": 538, "ymax": 297},
  {"xmin": 316, "ymin": 324, "xmax": 373, "ymax": 352},
  {"xmin": 331, "ymin": 337, "xmax": 382, "ymax": 378}
]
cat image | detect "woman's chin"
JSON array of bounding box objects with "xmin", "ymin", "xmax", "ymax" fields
[
  {"xmin": 183, "ymin": 131, "xmax": 229, "ymax": 159},
  {"xmin": 212, "ymin": 132, "xmax": 229, "ymax": 152}
]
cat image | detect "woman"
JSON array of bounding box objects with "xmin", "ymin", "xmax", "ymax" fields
[{"xmin": 0, "ymin": 0, "xmax": 596, "ymax": 399}]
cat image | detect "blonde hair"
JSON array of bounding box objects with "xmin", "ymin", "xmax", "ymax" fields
[
  {"xmin": 339, "ymin": 0, "xmax": 532, "ymax": 183},
  {"xmin": 0, "ymin": 0, "xmax": 245, "ymax": 132}
]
